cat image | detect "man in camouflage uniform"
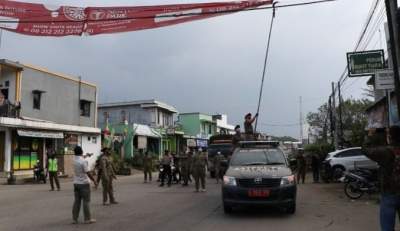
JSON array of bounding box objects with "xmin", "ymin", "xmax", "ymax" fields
[
  {"xmin": 192, "ymin": 148, "xmax": 208, "ymax": 192},
  {"xmin": 99, "ymin": 148, "xmax": 118, "ymax": 205},
  {"xmin": 180, "ymin": 151, "xmax": 190, "ymax": 186},
  {"xmin": 143, "ymin": 151, "xmax": 153, "ymax": 183}
]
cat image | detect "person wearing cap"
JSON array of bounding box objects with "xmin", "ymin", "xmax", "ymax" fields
[
  {"xmin": 99, "ymin": 148, "xmax": 118, "ymax": 205},
  {"xmin": 232, "ymin": 125, "xmax": 242, "ymax": 150},
  {"xmin": 192, "ymin": 148, "xmax": 208, "ymax": 192},
  {"xmin": 244, "ymin": 113, "xmax": 258, "ymax": 139},
  {"xmin": 72, "ymin": 146, "xmax": 97, "ymax": 224}
]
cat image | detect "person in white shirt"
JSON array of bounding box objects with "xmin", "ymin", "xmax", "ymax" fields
[{"xmin": 72, "ymin": 146, "xmax": 98, "ymax": 224}]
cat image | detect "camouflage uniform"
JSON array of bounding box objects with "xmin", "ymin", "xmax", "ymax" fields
[
  {"xmin": 143, "ymin": 154, "xmax": 153, "ymax": 182},
  {"xmin": 99, "ymin": 154, "xmax": 117, "ymax": 204},
  {"xmin": 192, "ymin": 151, "xmax": 207, "ymax": 192},
  {"xmin": 180, "ymin": 153, "xmax": 190, "ymax": 186},
  {"xmin": 213, "ymin": 154, "xmax": 223, "ymax": 183}
]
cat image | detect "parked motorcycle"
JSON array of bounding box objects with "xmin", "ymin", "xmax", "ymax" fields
[
  {"xmin": 33, "ymin": 161, "xmax": 47, "ymax": 184},
  {"xmin": 343, "ymin": 167, "xmax": 379, "ymax": 199}
]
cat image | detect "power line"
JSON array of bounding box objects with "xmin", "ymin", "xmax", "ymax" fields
[
  {"xmin": 338, "ymin": 0, "xmax": 382, "ymax": 86},
  {"xmin": 0, "ymin": 0, "xmax": 337, "ymax": 24}
]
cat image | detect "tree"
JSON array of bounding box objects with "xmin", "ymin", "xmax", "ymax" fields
[
  {"xmin": 307, "ymin": 98, "xmax": 373, "ymax": 147},
  {"xmin": 306, "ymin": 103, "xmax": 330, "ymax": 143}
]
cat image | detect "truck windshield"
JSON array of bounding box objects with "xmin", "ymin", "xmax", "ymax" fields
[{"xmin": 230, "ymin": 149, "xmax": 286, "ymax": 166}]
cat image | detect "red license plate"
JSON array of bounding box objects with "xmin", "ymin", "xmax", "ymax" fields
[{"xmin": 248, "ymin": 189, "xmax": 270, "ymax": 198}]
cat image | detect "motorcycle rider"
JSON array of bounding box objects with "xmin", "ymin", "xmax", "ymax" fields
[
  {"xmin": 33, "ymin": 160, "xmax": 46, "ymax": 183},
  {"xmin": 363, "ymin": 127, "xmax": 400, "ymax": 231},
  {"xmin": 159, "ymin": 150, "xmax": 172, "ymax": 187}
]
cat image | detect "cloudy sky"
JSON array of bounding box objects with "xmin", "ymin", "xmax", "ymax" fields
[{"xmin": 0, "ymin": 0, "xmax": 380, "ymax": 138}]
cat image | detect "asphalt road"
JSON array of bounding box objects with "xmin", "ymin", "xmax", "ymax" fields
[{"xmin": 0, "ymin": 174, "xmax": 392, "ymax": 231}]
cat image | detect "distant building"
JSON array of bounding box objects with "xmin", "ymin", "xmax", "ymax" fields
[
  {"xmin": 178, "ymin": 112, "xmax": 217, "ymax": 148},
  {"xmin": 212, "ymin": 114, "xmax": 235, "ymax": 135},
  {"xmin": 0, "ymin": 59, "xmax": 101, "ymax": 179},
  {"xmin": 98, "ymin": 100, "xmax": 182, "ymax": 156}
]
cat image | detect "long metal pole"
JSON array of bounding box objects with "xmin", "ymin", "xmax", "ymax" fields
[
  {"xmin": 385, "ymin": 0, "xmax": 400, "ymax": 119},
  {"xmin": 254, "ymin": 1, "xmax": 277, "ymax": 133},
  {"xmin": 78, "ymin": 76, "xmax": 82, "ymax": 126},
  {"xmin": 299, "ymin": 96, "xmax": 303, "ymax": 142},
  {"xmin": 331, "ymin": 82, "xmax": 338, "ymax": 150},
  {"xmin": 337, "ymin": 81, "xmax": 343, "ymax": 146}
]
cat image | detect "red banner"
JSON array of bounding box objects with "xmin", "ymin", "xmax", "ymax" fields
[
  {"xmin": 0, "ymin": 0, "xmax": 85, "ymax": 36},
  {"xmin": 0, "ymin": 0, "xmax": 272, "ymax": 36}
]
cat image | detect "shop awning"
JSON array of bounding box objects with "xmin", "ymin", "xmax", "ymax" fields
[
  {"xmin": 0, "ymin": 117, "xmax": 101, "ymax": 134},
  {"xmin": 17, "ymin": 130, "xmax": 64, "ymax": 139},
  {"xmin": 133, "ymin": 124, "xmax": 161, "ymax": 138}
]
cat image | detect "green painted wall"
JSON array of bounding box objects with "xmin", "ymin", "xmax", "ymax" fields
[{"xmin": 179, "ymin": 114, "xmax": 201, "ymax": 137}]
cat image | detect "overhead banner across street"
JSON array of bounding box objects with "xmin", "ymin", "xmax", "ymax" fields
[{"xmin": 0, "ymin": 0, "xmax": 272, "ymax": 36}]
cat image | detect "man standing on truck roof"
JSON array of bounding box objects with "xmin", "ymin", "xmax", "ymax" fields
[
  {"xmin": 232, "ymin": 125, "xmax": 242, "ymax": 148},
  {"xmin": 244, "ymin": 113, "xmax": 258, "ymax": 140}
]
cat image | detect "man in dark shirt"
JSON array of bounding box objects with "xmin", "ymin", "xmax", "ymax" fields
[
  {"xmin": 244, "ymin": 113, "xmax": 258, "ymax": 139},
  {"xmin": 311, "ymin": 154, "xmax": 320, "ymax": 183},
  {"xmin": 296, "ymin": 149, "xmax": 306, "ymax": 184},
  {"xmin": 232, "ymin": 125, "xmax": 242, "ymax": 149},
  {"xmin": 363, "ymin": 127, "xmax": 400, "ymax": 231}
]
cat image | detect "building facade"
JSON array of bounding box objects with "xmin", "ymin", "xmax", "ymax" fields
[
  {"xmin": 0, "ymin": 59, "xmax": 101, "ymax": 179},
  {"xmin": 178, "ymin": 113, "xmax": 217, "ymax": 148},
  {"xmin": 213, "ymin": 114, "xmax": 235, "ymax": 134},
  {"xmin": 98, "ymin": 100, "xmax": 180, "ymax": 157}
]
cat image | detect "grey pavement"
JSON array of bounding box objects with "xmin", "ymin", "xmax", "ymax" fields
[{"xmin": 0, "ymin": 174, "xmax": 393, "ymax": 231}]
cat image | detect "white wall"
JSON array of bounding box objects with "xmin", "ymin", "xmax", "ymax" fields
[{"xmin": 80, "ymin": 134, "xmax": 101, "ymax": 170}]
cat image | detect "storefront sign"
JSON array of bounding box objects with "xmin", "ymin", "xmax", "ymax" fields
[
  {"xmin": 196, "ymin": 139, "xmax": 208, "ymax": 148},
  {"xmin": 0, "ymin": 0, "xmax": 272, "ymax": 36},
  {"xmin": 17, "ymin": 130, "xmax": 64, "ymax": 139},
  {"xmin": 347, "ymin": 50, "xmax": 385, "ymax": 77},
  {"xmin": 375, "ymin": 69, "xmax": 395, "ymax": 90},
  {"xmin": 138, "ymin": 136, "xmax": 147, "ymax": 149}
]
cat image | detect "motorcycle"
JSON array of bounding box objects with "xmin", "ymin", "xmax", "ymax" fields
[
  {"xmin": 343, "ymin": 167, "xmax": 379, "ymax": 199},
  {"xmin": 33, "ymin": 162, "xmax": 47, "ymax": 184}
]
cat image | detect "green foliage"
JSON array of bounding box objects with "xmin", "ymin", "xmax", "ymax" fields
[
  {"xmin": 307, "ymin": 98, "xmax": 372, "ymax": 147},
  {"xmin": 304, "ymin": 143, "xmax": 334, "ymax": 159}
]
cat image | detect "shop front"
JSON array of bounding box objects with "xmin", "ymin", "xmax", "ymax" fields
[{"xmin": 0, "ymin": 117, "xmax": 101, "ymax": 181}]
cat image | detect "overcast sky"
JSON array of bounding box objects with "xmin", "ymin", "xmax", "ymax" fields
[{"xmin": 0, "ymin": 0, "xmax": 380, "ymax": 138}]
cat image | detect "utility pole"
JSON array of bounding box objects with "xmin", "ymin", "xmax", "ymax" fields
[
  {"xmin": 337, "ymin": 81, "xmax": 344, "ymax": 147},
  {"xmin": 299, "ymin": 96, "xmax": 303, "ymax": 143},
  {"xmin": 385, "ymin": 0, "xmax": 400, "ymax": 119},
  {"xmin": 331, "ymin": 82, "xmax": 338, "ymax": 150},
  {"xmin": 328, "ymin": 96, "xmax": 334, "ymax": 146}
]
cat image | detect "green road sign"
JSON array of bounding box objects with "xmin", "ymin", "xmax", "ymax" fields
[{"xmin": 347, "ymin": 50, "xmax": 385, "ymax": 77}]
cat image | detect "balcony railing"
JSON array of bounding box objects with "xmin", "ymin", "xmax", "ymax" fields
[{"xmin": 0, "ymin": 103, "xmax": 20, "ymax": 118}]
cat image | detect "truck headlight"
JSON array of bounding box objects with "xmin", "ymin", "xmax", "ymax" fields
[
  {"xmin": 223, "ymin": 176, "xmax": 237, "ymax": 186},
  {"xmin": 281, "ymin": 175, "xmax": 295, "ymax": 186}
]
